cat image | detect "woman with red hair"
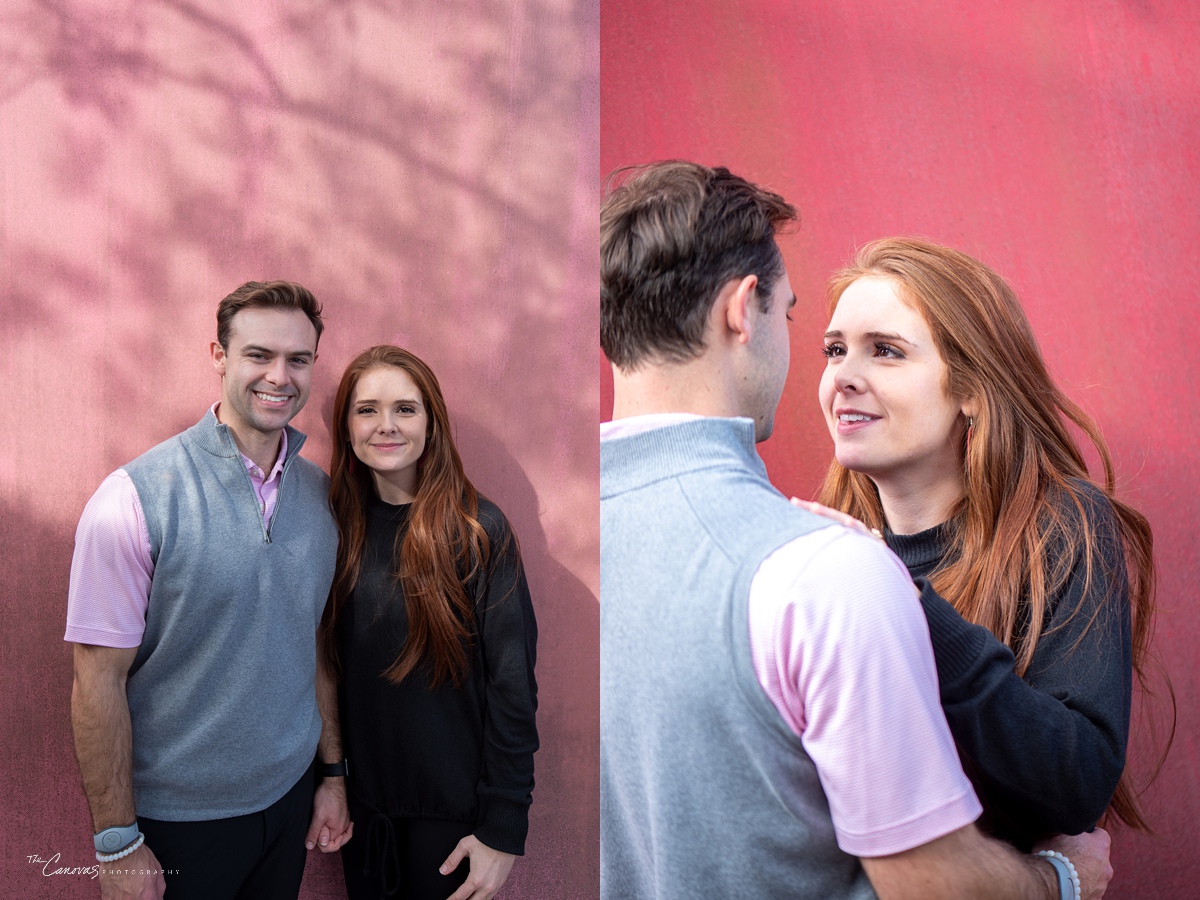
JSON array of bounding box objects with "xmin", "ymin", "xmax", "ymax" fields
[
  {"xmin": 322, "ymin": 345, "xmax": 538, "ymax": 900},
  {"xmin": 816, "ymin": 238, "xmax": 1164, "ymax": 849}
]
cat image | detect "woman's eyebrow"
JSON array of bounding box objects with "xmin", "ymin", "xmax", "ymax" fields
[{"xmin": 823, "ymin": 328, "xmax": 915, "ymax": 346}]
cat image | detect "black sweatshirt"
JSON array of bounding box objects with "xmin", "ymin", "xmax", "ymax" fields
[
  {"xmin": 886, "ymin": 480, "xmax": 1131, "ymax": 849},
  {"xmin": 337, "ymin": 493, "xmax": 539, "ymax": 855}
]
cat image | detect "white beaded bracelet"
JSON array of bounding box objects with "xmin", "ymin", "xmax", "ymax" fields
[
  {"xmin": 96, "ymin": 832, "xmax": 145, "ymax": 863},
  {"xmin": 1036, "ymin": 850, "xmax": 1081, "ymax": 900}
]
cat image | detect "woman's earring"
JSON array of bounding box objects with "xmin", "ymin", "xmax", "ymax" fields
[{"xmin": 966, "ymin": 416, "xmax": 975, "ymax": 458}]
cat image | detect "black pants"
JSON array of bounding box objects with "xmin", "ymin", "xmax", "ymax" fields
[
  {"xmin": 340, "ymin": 795, "xmax": 473, "ymax": 900},
  {"xmin": 138, "ymin": 764, "xmax": 315, "ymax": 900}
]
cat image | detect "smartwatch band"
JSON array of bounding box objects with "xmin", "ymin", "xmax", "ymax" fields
[
  {"xmin": 320, "ymin": 759, "xmax": 349, "ymax": 778},
  {"xmin": 94, "ymin": 821, "xmax": 140, "ymax": 854}
]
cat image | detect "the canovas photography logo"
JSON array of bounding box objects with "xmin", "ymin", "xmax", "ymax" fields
[
  {"xmin": 25, "ymin": 851, "xmax": 180, "ymax": 879},
  {"xmin": 26, "ymin": 852, "xmax": 99, "ymax": 879}
]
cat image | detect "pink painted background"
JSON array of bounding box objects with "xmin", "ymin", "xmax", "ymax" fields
[
  {"xmin": 0, "ymin": 1, "xmax": 598, "ymax": 897},
  {"xmin": 602, "ymin": 1, "xmax": 1198, "ymax": 896}
]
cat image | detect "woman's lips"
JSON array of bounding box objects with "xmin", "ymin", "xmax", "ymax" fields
[{"xmin": 835, "ymin": 411, "xmax": 880, "ymax": 435}]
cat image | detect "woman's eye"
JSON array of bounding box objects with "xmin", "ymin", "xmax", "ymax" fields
[
  {"xmin": 875, "ymin": 343, "xmax": 903, "ymax": 359},
  {"xmin": 821, "ymin": 344, "xmax": 844, "ymax": 359},
  {"xmin": 356, "ymin": 407, "xmax": 375, "ymax": 415}
]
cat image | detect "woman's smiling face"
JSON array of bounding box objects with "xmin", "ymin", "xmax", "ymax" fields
[
  {"xmin": 348, "ymin": 365, "xmax": 429, "ymax": 503},
  {"xmin": 818, "ymin": 276, "xmax": 971, "ymax": 493}
]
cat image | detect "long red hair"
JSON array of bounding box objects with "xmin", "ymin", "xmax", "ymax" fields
[
  {"xmin": 324, "ymin": 345, "xmax": 489, "ymax": 689},
  {"xmin": 817, "ymin": 238, "xmax": 1169, "ymax": 830}
]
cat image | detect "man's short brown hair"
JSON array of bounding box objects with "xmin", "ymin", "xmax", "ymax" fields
[
  {"xmin": 601, "ymin": 161, "xmax": 797, "ymax": 370},
  {"xmin": 216, "ymin": 281, "xmax": 324, "ymax": 349}
]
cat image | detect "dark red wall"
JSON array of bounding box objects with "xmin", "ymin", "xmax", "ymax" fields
[
  {"xmin": 602, "ymin": 2, "xmax": 1199, "ymax": 895},
  {"xmin": 1, "ymin": 2, "xmax": 598, "ymax": 896}
]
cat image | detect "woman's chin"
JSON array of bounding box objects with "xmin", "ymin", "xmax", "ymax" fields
[{"xmin": 834, "ymin": 450, "xmax": 873, "ymax": 475}]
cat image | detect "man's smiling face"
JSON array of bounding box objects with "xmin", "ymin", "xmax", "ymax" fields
[{"xmin": 211, "ymin": 307, "xmax": 318, "ymax": 441}]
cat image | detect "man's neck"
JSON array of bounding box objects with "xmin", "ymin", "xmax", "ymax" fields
[
  {"xmin": 214, "ymin": 404, "xmax": 284, "ymax": 472},
  {"xmin": 611, "ymin": 358, "xmax": 745, "ymax": 422}
]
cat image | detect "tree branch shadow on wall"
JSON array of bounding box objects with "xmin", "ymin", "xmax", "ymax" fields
[{"xmin": 2, "ymin": 0, "xmax": 595, "ymax": 455}]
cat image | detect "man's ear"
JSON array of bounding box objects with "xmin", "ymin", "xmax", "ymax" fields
[
  {"xmin": 210, "ymin": 340, "xmax": 227, "ymax": 377},
  {"xmin": 723, "ymin": 274, "xmax": 759, "ymax": 345}
]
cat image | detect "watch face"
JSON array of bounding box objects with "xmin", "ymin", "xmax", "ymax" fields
[{"xmin": 102, "ymin": 831, "xmax": 123, "ymax": 850}]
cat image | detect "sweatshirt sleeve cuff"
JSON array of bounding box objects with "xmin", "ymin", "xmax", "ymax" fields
[{"xmin": 474, "ymin": 795, "xmax": 530, "ymax": 855}]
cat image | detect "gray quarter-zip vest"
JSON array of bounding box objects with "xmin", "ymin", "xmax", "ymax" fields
[
  {"xmin": 600, "ymin": 417, "xmax": 876, "ymax": 900},
  {"xmin": 122, "ymin": 410, "xmax": 337, "ymax": 820}
]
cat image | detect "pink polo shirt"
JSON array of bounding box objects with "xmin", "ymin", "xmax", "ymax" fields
[
  {"xmin": 64, "ymin": 406, "xmax": 288, "ymax": 649},
  {"xmin": 601, "ymin": 414, "xmax": 980, "ymax": 857}
]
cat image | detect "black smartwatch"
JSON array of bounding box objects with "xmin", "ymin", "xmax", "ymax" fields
[{"xmin": 319, "ymin": 759, "xmax": 349, "ymax": 778}]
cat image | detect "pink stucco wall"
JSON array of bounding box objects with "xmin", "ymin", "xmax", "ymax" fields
[
  {"xmin": 1, "ymin": 1, "xmax": 598, "ymax": 896},
  {"xmin": 602, "ymin": 1, "xmax": 1199, "ymax": 896}
]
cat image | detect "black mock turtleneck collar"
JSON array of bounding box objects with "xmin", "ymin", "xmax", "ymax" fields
[{"xmin": 884, "ymin": 519, "xmax": 955, "ymax": 578}]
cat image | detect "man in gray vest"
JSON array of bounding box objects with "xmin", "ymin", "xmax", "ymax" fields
[
  {"xmin": 600, "ymin": 162, "xmax": 1112, "ymax": 900},
  {"xmin": 66, "ymin": 282, "xmax": 350, "ymax": 900}
]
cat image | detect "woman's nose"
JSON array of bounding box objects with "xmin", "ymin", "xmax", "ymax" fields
[{"xmin": 833, "ymin": 354, "xmax": 865, "ymax": 393}]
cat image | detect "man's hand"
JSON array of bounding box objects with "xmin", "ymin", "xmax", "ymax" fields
[
  {"xmin": 98, "ymin": 842, "xmax": 165, "ymax": 900},
  {"xmin": 1035, "ymin": 829, "xmax": 1113, "ymax": 900},
  {"xmin": 305, "ymin": 778, "xmax": 353, "ymax": 852},
  {"xmin": 441, "ymin": 835, "xmax": 516, "ymax": 900}
]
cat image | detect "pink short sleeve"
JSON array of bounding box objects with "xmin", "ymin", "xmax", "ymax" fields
[
  {"xmin": 64, "ymin": 470, "xmax": 154, "ymax": 648},
  {"xmin": 748, "ymin": 527, "xmax": 981, "ymax": 857}
]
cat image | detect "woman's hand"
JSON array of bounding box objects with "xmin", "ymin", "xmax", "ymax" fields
[
  {"xmin": 790, "ymin": 497, "xmax": 883, "ymax": 541},
  {"xmin": 441, "ymin": 835, "xmax": 516, "ymax": 900}
]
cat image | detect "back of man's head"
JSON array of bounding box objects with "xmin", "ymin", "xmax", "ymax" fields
[{"xmin": 601, "ymin": 161, "xmax": 797, "ymax": 371}]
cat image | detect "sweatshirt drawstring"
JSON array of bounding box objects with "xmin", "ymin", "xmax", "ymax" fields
[{"xmin": 363, "ymin": 811, "xmax": 402, "ymax": 897}]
